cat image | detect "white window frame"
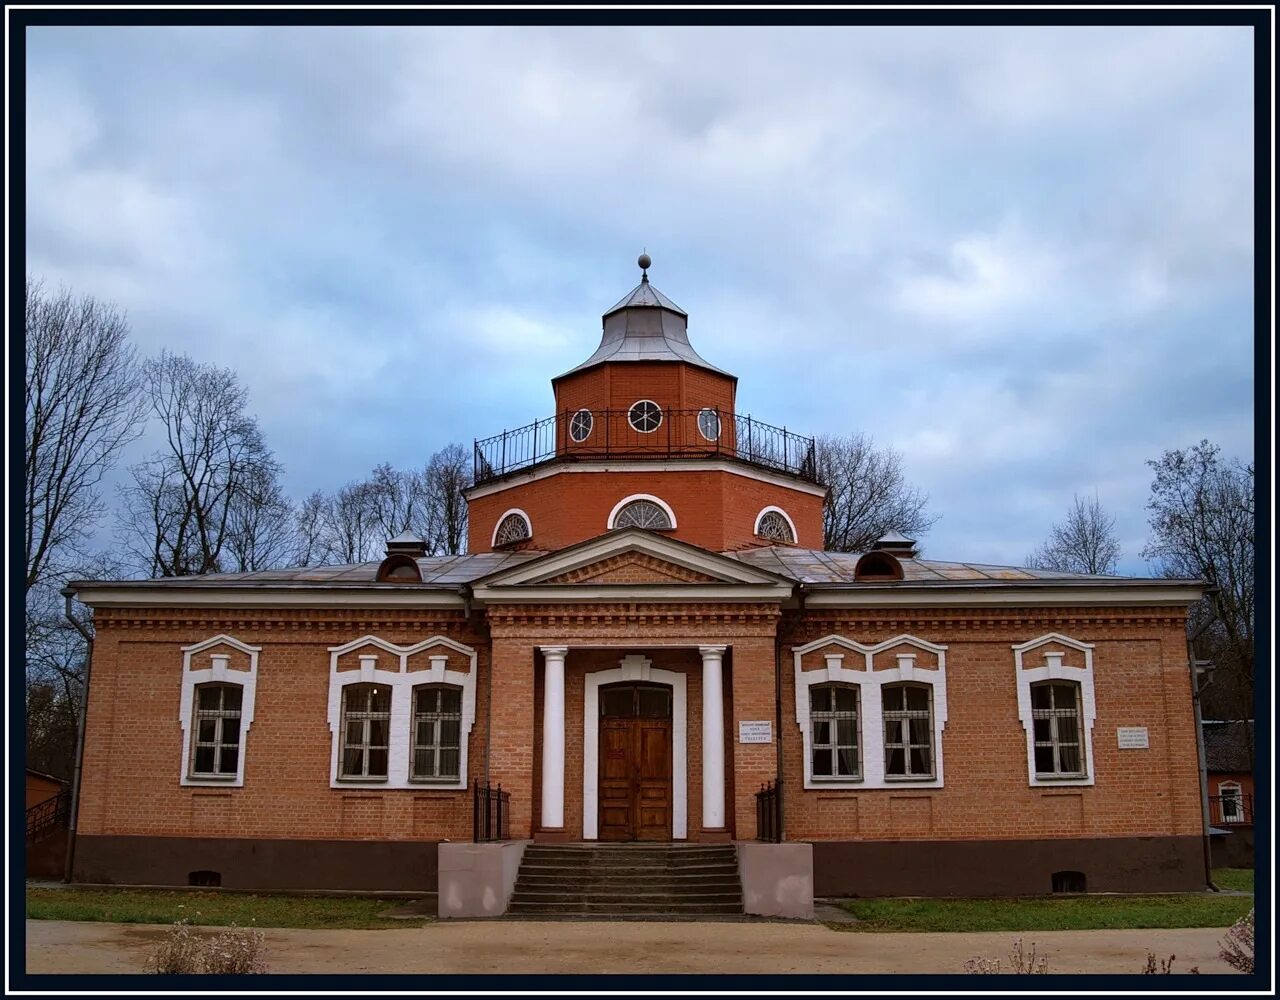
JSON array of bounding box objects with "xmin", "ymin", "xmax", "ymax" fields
[
  {"xmin": 807, "ymin": 683, "xmax": 862, "ymax": 781},
  {"xmin": 753, "ymin": 505, "xmax": 797, "ymax": 543},
  {"xmin": 179, "ymin": 634, "xmax": 260, "ymax": 788},
  {"xmin": 569, "ymin": 408, "xmax": 594, "ymax": 442},
  {"xmin": 606, "ymin": 493, "xmax": 678, "ymax": 530},
  {"xmin": 696, "ymin": 407, "xmax": 721, "ymax": 442},
  {"xmin": 327, "ymin": 635, "xmax": 477, "ymax": 790},
  {"xmin": 1218, "ymin": 780, "xmax": 1245, "ymax": 823},
  {"xmin": 793, "ymin": 634, "xmax": 949, "ymax": 790},
  {"xmin": 627, "ymin": 399, "xmax": 663, "ymax": 433},
  {"xmin": 1012, "ymin": 633, "xmax": 1097, "ymax": 787},
  {"xmin": 410, "ymin": 683, "xmax": 466, "ymax": 783},
  {"xmin": 491, "ymin": 508, "xmax": 532, "ymax": 547}
]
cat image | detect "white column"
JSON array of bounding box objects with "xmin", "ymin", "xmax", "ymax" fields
[
  {"xmin": 700, "ymin": 645, "xmax": 728, "ymax": 831},
  {"xmin": 539, "ymin": 645, "xmax": 568, "ymax": 830}
]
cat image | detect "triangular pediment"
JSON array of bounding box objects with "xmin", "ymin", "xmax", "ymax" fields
[{"xmin": 473, "ymin": 528, "xmax": 794, "ymax": 590}]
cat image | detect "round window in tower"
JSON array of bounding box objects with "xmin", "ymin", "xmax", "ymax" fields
[
  {"xmin": 754, "ymin": 507, "xmax": 796, "ymax": 544},
  {"xmin": 628, "ymin": 399, "xmax": 663, "ymax": 434},
  {"xmin": 569, "ymin": 408, "xmax": 594, "ymax": 442},
  {"xmin": 697, "ymin": 407, "xmax": 721, "ymax": 442},
  {"xmin": 612, "ymin": 498, "xmax": 674, "ymax": 530}
]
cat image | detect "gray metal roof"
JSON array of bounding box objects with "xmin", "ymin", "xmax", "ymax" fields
[
  {"xmin": 728, "ymin": 546, "xmax": 1190, "ymax": 586},
  {"xmin": 70, "ymin": 544, "xmax": 1188, "ymax": 592},
  {"xmin": 557, "ymin": 276, "xmax": 732, "ymax": 380}
]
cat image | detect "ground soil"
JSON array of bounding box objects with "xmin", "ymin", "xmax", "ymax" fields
[{"xmin": 24, "ymin": 918, "xmax": 1237, "ymax": 975}]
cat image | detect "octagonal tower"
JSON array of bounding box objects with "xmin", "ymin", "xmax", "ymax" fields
[{"xmin": 466, "ymin": 257, "xmax": 826, "ymax": 553}]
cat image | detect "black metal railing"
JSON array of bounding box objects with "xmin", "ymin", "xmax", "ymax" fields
[
  {"xmin": 1209, "ymin": 793, "xmax": 1253, "ymax": 827},
  {"xmin": 756, "ymin": 778, "xmax": 782, "ymax": 843},
  {"xmin": 473, "ymin": 780, "xmax": 511, "ymax": 842},
  {"xmin": 473, "ymin": 409, "xmax": 818, "ymax": 487},
  {"xmin": 26, "ymin": 788, "xmax": 71, "ymax": 844}
]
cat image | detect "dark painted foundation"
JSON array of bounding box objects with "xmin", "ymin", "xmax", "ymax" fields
[
  {"xmin": 1210, "ymin": 829, "xmax": 1254, "ymax": 869},
  {"xmin": 811, "ymin": 835, "xmax": 1207, "ymax": 897},
  {"xmin": 73, "ymin": 835, "xmax": 439, "ymax": 892}
]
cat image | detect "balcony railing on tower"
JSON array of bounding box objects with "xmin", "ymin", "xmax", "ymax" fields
[{"xmin": 473, "ymin": 408, "xmax": 819, "ymax": 487}]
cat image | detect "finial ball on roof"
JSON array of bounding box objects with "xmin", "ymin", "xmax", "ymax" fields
[{"xmin": 637, "ymin": 253, "xmax": 652, "ymax": 271}]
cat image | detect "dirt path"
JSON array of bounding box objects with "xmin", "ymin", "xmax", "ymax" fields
[{"xmin": 24, "ymin": 919, "xmax": 1235, "ymax": 975}]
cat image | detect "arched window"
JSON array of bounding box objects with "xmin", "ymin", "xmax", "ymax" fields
[
  {"xmin": 882, "ymin": 683, "xmax": 934, "ymax": 778},
  {"xmin": 376, "ymin": 553, "xmax": 422, "ymax": 582},
  {"xmin": 1030, "ymin": 681, "xmax": 1085, "ymax": 778},
  {"xmin": 492, "ymin": 510, "xmax": 532, "ymax": 547},
  {"xmin": 854, "ymin": 551, "xmax": 904, "ymax": 581},
  {"xmin": 190, "ymin": 683, "xmax": 243, "ymax": 778},
  {"xmin": 809, "ymin": 684, "xmax": 860, "ymax": 779},
  {"xmin": 412, "ymin": 685, "xmax": 463, "ymax": 782},
  {"xmin": 754, "ymin": 507, "xmax": 796, "ymax": 543},
  {"xmin": 610, "ymin": 496, "xmax": 675, "ymax": 530}
]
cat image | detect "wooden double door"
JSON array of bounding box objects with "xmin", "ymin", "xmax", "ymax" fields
[{"xmin": 598, "ymin": 683, "xmax": 673, "ymax": 841}]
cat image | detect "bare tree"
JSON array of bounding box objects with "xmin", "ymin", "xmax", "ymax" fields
[
  {"xmin": 223, "ymin": 460, "xmax": 296, "ymax": 572},
  {"xmin": 25, "ymin": 278, "xmax": 145, "ymax": 589},
  {"xmin": 816, "ymin": 432, "xmax": 935, "ymax": 552},
  {"xmin": 1025, "ymin": 493, "xmax": 1122, "ymax": 575},
  {"xmin": 425, "ymin": 443, "xmax": 470, "ymax": 555},
  {"xmin": 1142, "ymin": 440, "xmax": 1254, "ymax": 724},
  {"xmin": 118, "ymin": 351, "xmax": 287, "ymax": 576}
]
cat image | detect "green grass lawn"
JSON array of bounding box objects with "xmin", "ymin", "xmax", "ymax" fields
[
  {"xmin": 25, "ymin": 887, "xmax": 431, "ymax": 930},
  {"xmin": 1212, "ymin": 868, "xmax": 1255, "ymax": 893},
  {"xmin": 834, "ymin": 892, "xmax": 1252, "ymax": 933}
]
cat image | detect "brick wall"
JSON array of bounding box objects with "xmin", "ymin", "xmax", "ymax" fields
[
  {"xmin": 78, "ymin": 608, "xmax": 488, "ymax": 844},
  {"xmin": 468, "ymin": 466, "xmax": 824, "ymax": 553},
  {"xmin": 778, "ymin": 608, "xmax": 1203, "ymax": 841},
  {"xmin": 76, "ymin": 601, "xmax": 1200, "ymax": 850}
]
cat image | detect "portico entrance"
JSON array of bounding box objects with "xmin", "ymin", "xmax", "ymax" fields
[{"xmin": 598, "ymin": 683, "xmax": 673, "ymax": 841}]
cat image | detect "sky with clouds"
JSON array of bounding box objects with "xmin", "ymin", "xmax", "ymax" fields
[{"xmin": 25, "ymin": 25, "xmax": 1256, "ymax": 573}]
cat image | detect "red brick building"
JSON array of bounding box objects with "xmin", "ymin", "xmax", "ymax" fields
[{"xmin": 68, "ymin": 259, "xmax": 1208, "ymax": 900}]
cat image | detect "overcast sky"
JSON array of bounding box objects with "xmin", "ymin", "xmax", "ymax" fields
[{"xmin": 25, "ymin": 25, "xmax": 1255, "ymax": 574}]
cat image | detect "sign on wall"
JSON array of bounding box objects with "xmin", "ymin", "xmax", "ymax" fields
[
  {"xmin": 739, "ymin": 721, "xmax": 773, "ymax": 744},
  {"xmin": 1116, "ymin": 726, "xmax": 1150, "ymax": 749}
]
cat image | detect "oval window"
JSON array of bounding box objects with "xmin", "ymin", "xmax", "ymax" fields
[
  {"xmin": 628, "ymin": 400, "xmax": 663, "ymax": 433},
  {"xmin": 569, "ymin": 409, "xmax": 593, "ymax": 442},
  {"xmin": 697, "ymin": 407, "xmax": 721, "ymax": 442}
]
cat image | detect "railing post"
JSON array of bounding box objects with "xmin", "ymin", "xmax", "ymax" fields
[
  {"xmin": 501, "ymin": 431, "xmax": 508, "ymax": 475},
  {"xmin": 667, "ymin": 408, "xmax": 672, "ymax": 457},
  {"xmin": 746, "ymin": 415, "xmax": 753, "ymax": 461}
]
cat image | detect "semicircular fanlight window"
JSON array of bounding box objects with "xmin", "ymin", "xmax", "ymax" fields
[{"xmin": 613, "ymin": 499, "xmax": 673, "ymax": 530}]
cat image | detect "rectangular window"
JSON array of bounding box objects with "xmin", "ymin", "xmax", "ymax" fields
[
  {"xmin": 411, "ymin": 685, "xmax": 463, "ymax": 781},
  {"xmin": 340, "ymin": 684, "xmax": 391, "ymax": 780},
  {"xmin": 883, "ymin": 683, "xmax": 933, "ymax": 779},
  {"xmin": 1030, "ymin": 681, "xmax": 1085, "ymax": 778},
  {"xmin": 810, "ymin": 685, "xmax": 860, "ymax": 779},
  {"xmin": 190, "ymin": 683, "xmax": 243, "ymax": 778}
]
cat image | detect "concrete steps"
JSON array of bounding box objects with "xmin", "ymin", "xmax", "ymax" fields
[{"xmin": 508, "ymin": 843, "xmax": 744, "ymax": 918}]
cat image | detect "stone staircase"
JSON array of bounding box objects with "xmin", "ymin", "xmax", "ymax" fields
[{"xmin": 507, "ymin": 843, "xmax": 744, "ymax": 918}]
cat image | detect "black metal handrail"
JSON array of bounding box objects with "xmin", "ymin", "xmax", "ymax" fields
[
  {"xmin": 473, "ymin": 409, "xmax": 819, "ymax": 487},
  {"xmin": 756, "ymin": 778, "xmax": 782, "ymax": 843},
  {"xmin": 473, "ymin": 780, "xmax": 511, "ymax": 842},
  {"xmin": 26, "ymin": 788, "xmax": 71, "ymax": 844},
  {"xmin": 1209, "ymin": 792, "xmax": 1254, "ymax": 827}
]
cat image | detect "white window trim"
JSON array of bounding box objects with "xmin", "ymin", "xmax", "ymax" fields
[
  {"xmin": 582, "ymin": 655, "xmax": 688, "ymax": 840},
  {"xmin": 627, "ymin": 398, "xmax": 664, "ymax": 433},
  {"xmin": 569, "ymin": 408, "xmax": 594, "ymax": 442},
  {"xmin": 179, "ymin": 634, "xmax": 261, "ymax": 787},
  {"xmin": 753, "ymin": 505, "xmax": 797, "ymax": 542},
  {"xmin": 326, "ymin": 635, "xmax": 477, "ymax": 790},
  {"xmin": 696, "ymin": 407, "xmax": 721, "ymax": 442},
  {"xmin": 793, "ymin": 634, "xmax": 949, "ymax": 790},
  {"xmin": 491, "ymin": 508, "xmax": 533, "ymax": 547},
  {"xmin": 1218, "ymin": 780, "xmax": 1244, "ymax": 822},
  {"xmin": 1012, "ymin": 633, "xmax": 1097, "ymax": 787},
  {"xmin": 606, "ymin": 493, "xmax": 678, "ymax": 530}
]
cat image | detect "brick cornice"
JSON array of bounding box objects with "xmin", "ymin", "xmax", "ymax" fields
[
  {"xmin": 485, "ymin": 601, "xmax": 782, "ymax": 631},
  {"xmin": 782, "ymin": 606, "xmax": 1188, "ymax": 635},
  {"xmin": 92, "ymin": 606, "xmax": 471, "ymax": 633}
]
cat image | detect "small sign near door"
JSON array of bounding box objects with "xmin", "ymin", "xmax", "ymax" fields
[
  {"xmin": 738, "ymin": 721, "xmax": 773, "ymax": 744},
  {"xmin": 1116, "ymin": 726, "xmax": 1149, "ymax": 749}
]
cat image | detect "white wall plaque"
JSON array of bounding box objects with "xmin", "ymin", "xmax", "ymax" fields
[
  {"xmin": 1117, "ymin": 726, "xmax": 1150, "ymax": 749},
  {"xmin": 739, "ymin": 721, "xmax": 773, "ymax": 744}
]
